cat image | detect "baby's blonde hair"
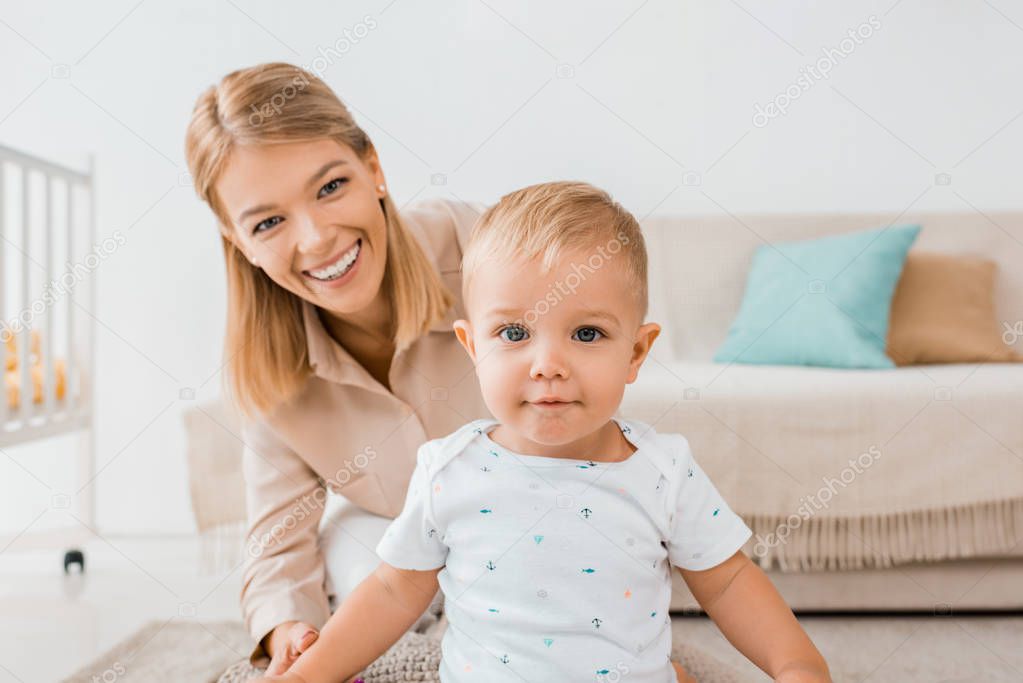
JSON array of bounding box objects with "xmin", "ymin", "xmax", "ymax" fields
[{"xmin": 462, "ymin": 181, "xmax": 649, "ymax": 323}]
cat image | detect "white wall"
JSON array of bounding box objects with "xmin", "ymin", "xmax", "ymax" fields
[{"xmin": 0, "ymin": 0, "xmax": 1020, "ymax": 534}]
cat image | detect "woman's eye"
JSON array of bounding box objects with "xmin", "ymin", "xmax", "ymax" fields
[
  {"xmin": 253, "ymin": 215, "xmax": 282, "ymax": 234},
  {"xmin": 318, "ymin": 177, "xmax": 348, "ymax": 198},
  {"xmin": 573, "ymin": 327, "xmax": 604, "ymax": 343},
  {"xmin": 498, "ymin": 325, "xmax": 528, "ymax": 343}
]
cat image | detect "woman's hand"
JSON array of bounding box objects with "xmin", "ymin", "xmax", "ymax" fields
[{"xmin": 263, "ymin": 621, "xmax": 319, "ymax": 676}]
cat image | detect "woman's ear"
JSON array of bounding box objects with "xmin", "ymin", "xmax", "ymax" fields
[
  {"xmin": 363, "ymin": 146, "xmax": 386, "ymax": 195},
  {"xmin": 220, "ymin": 226, "xmax": 259, "ymax": 265},
  {"xmin": 452, "ymin": 319, "xmax": 477, "ymax": 363}
]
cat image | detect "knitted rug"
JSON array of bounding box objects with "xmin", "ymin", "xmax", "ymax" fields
[
  {"xmin": 216, "ymin": 630, "xmax": 748, "ymax": 683},
  {"xmin": 216, "ymin": 632, "xmax": 747, "ymax": 682},
  {"xmin": 61, "ymin": 618, "xmax": 748, "ymax": 682}
]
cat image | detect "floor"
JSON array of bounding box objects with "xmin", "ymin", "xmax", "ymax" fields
[
  {"xmin": 1, "ymin": 536, "xmax": 1021, "ymax": 682},
  {"xmin": 673, "ymin": 614, "xmax": 1023, "ymax": 682},
  {"xmin": 0, "ymin": 535, "xmax": 244, "ymax": 682}
]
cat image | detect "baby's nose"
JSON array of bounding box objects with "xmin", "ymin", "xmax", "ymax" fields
[{"xmin": 529, "ymin": 343, "xmax": 569, "ymax": 380}]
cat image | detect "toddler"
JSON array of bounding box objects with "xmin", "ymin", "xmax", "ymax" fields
[{"xmin": 256, "ymin": 181, "xmax": 830, "ymax": 682}]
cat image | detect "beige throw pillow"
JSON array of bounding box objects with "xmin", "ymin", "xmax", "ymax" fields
[{"xmin": 887, "ymin": 251, "xmax": 1020, "ymax": 365}]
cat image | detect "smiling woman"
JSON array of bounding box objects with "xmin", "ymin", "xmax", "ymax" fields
[{"xmin": 182, "ymin": 62, "xmax": 493, "ymax": 674}]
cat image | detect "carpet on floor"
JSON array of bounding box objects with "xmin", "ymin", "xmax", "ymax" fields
[{"xmin": 62, "ymin": 619, "xmax": 750, "ymax": 682}]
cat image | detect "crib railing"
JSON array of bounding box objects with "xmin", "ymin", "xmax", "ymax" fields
[{"xmin": 0, "ymin": 143, "xmax": 95, "ymax": 447}]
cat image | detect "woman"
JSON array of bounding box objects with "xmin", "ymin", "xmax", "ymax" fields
[{"xmin": 185, "ymin": 63, "xmax": 694, "ymax": 681}]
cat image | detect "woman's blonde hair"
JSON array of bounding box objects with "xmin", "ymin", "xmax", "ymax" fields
[
  {"xmin": 462, "ymin": 181, "xmax": 648, "ymax": 321},
  {"xmin": 185, "ymin": 63, "xmax": 453, "ymax": 418}
]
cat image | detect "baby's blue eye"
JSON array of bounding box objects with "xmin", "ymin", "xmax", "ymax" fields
[
  {"xmin": 498, "ymin": 325, "xmax": 528, "ymax": 343},
  {"xmin": 574, "ymin": 327, "xmax": 603, "ymax": 343}
]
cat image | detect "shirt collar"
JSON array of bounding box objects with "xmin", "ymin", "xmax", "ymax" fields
[
  {"xmin": 302, "ymin": 299, "xmax": 354, "ymax": 382},
  {"xmin": 302, "ymin": 297, "xmax": 460, "ymax": 382}
]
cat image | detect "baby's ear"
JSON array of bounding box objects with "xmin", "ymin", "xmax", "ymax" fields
[
  {"xmin": 627, "ymin": 322, "xmax": 661, "ymax": 383},
  {"xmin": 452, "ymin": 319, "xmax": 477, "ymax": 362}
]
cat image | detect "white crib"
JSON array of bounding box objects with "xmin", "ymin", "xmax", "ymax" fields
[{"xmin": 0, "ymin": 143, "xmax": 96, "ymax": 565}]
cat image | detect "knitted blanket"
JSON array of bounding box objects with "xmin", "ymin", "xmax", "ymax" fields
[{"xmin": 216, "ymin": 631, "xmax": 747, "ymax": 683}]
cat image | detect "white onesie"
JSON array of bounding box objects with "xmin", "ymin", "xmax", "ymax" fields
[{"xmin": 375, "ymin": 416, "xmax": 751, "ymax": 683}]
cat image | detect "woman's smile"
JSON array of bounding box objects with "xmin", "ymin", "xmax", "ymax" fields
[{"xmin": 303, "ymin": 238, "xmax": 363, "ymax": 285}]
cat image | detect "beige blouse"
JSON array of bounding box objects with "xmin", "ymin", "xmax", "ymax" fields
[{"xmin": 240, "ymin": 198, "xmax": 491, "ymax": 666}]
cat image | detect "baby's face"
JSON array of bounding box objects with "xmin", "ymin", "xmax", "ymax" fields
[{"xmin": 454, "ymin": 247, "xmax": 660, "ymax": 457}]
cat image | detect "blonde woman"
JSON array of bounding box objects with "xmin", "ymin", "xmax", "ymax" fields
[{"xmin": 185, "ymin": 63, "xmax": 696, "ymax": 682}]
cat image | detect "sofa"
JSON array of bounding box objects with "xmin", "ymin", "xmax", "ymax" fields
[
  {"xmin": 186, "ymin": 210, "xmax": 1023, "ymax": 613},
  {"xmin": 629, "ymin": 211, "xmax": 1023, "ymax": 612}
]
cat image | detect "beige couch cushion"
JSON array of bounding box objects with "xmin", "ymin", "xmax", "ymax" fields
[
  {"xmin": 183, "ymin": 398, "xmax": 246, "ymax": 532},
  {"xmin": 620, "ymin": 360, "xmax": 1023, "ymax": 570}
]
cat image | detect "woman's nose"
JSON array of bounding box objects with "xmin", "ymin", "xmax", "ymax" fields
[{"xmin": 296, "ymin": 213, "xmax": 330, "ymax": 253}]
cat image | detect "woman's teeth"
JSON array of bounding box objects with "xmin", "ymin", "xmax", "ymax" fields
[{"xmin": 308, "ymin": 240, "xmax": 361, "ymax": 281}]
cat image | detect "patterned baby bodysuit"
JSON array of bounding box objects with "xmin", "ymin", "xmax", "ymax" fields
[{"xmin": 375, "ymin": 417, "xmax": 752, "ymax": 683}]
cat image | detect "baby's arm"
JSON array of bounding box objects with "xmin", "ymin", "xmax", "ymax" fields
[
  {"xmin": 677, "ymin": 551, "xmax": 830, "ymax": 682},
  {"xmin": 256, "ymin": 561, "xmax": 441, "ymax": 683}
]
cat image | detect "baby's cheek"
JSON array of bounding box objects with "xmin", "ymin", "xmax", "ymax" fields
[{"xmin": 477, "ymin": 367, "xmax": 519, "ymax": 417}]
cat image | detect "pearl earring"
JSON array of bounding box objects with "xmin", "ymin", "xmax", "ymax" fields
[{"xmin": 378, "ymin": 184, "xmax": 386, "ymax": 193}]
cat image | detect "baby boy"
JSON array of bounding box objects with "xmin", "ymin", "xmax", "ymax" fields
[{"xmin": 256, "ymin": 181, "xmax": 830, "ymax": 682}]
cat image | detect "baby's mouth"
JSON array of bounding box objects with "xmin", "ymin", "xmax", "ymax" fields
[{"xmin": 528, "ymin": 399, "xmax": 577, "ymax": 410}]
